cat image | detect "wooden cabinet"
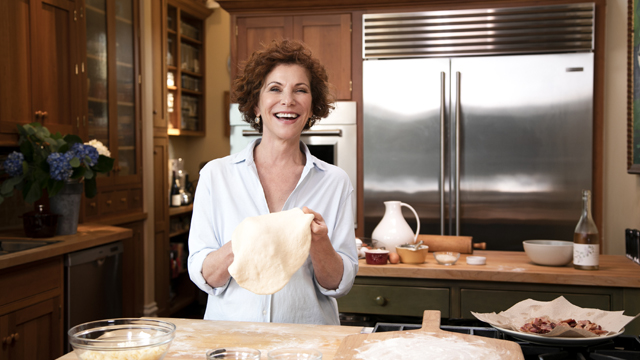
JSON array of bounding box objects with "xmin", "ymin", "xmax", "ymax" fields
[
  {"xmin": 164, "ymin": 0, "xmax": 212, "ymax": 136},
  {"xmin": 0, "ymin": 257, "xmax": 63, "ymax": 360},
  {"xmin": 0, "ymin": 0, "xmax": 81, "ymax": 144},
  {"xmin": 79, "ymin": 0, "xmax": 143, "ymax": 222},
  {"xmin": 120, "ymin": 220, "xmax": 145, "ymax": 317},
  {"xmin": 234, "ymin": 13, "xmax": 352, "ymax": 100}
]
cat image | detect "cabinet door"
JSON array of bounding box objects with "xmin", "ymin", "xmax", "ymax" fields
[
  {"xmin": 0, "ymin": 0, "xmax": 33, "ymax": 136},
  {"xmin": 32, "ymin": 0, "xmax": 79, "ymax": 136},
  {"xmin": 2, "ymin": 297, "xmax": 62, "ymax": 360},
  {"xmin": 121, "ymin": 221, "xmax": 144, "ymax": 317},
  {"xmin": 235, "ymin": 16, "xmax": 293, "ymax": 79},
  {"xmin": 0, "ymin": 0, "xmax": 79, "ymax": 138},
  {"xmin": 293, "ymin": 14, "xmax": 351, "ymax": 100}
]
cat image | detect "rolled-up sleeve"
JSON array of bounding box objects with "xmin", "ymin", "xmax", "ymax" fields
[{"xmin": 316, "ymin": 189, "xmax": 359, "ymax": 298}]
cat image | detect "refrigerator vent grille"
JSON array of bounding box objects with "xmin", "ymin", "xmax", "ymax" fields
[{"xmin": 363, "ymin": 3, "xmax": 594, "ymax": 59}]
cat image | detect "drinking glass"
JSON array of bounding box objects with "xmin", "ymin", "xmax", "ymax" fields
[{"xmin": 206, "ymin": 348, "xmax": 260, "ymax": 359}]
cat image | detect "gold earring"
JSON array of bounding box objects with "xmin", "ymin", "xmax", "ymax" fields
[{"xmin": 255, "ymin": 115, "xmax": 261, "ymax": 124}]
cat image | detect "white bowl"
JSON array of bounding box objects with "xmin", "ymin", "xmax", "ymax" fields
[{"xmin": 523, "ymin": 240, "xmax": 573, "ymax": 266}]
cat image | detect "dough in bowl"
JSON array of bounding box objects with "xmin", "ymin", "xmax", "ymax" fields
[{"xmin": 228, "ymin": 208, "xmax": 315, "ymax": 295}]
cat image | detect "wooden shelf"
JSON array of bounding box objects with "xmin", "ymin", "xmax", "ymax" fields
[
  {"xmin": 181, "ymin": 69, "xmax": 202, "ymax": 77},
  {"xmin": 169, "ymin": 203, "xmax": 193, "ymax": 217},
  {"xmin": 167, "ymin": 85, "xmax": 177, "ymax": 91},
  {"xmin": 168, "ymin": 128, "xmax": 205, "ymax": 137},
  {"xmin": 182, "ymin": 88, "xmax": 202, "ymax": 95},
  {"xmin": 180, "ymin": 35, "xmax": 202, "ymax": 45},
  {"xmin": 169, "ymin": 228, "xmax": 190, "ymax": 238},
  {"xmin": 86, "ymin": 4, "xmax": 105, "ymax": 14}
]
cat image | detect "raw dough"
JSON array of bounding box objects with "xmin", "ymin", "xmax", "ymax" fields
[{"xmin": 228, "ymin": 208, "xmax": 315, "ymax": 295}]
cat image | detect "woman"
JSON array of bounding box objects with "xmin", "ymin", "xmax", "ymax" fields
[{"xmin": 188, "ymin": 39, "xmax": 358, "ymax": 325}]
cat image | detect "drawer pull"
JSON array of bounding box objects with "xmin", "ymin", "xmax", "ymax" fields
[
  {"xmin": 90, "ymin": 202, "xmax": 96, "ymax": 208},
  {"xmin": 121, "ymin": 197, "xmax": 127, "ymax": 203},
  {"xmin": 106, "ymin": 200, "xmax": 112, "ymax": 206},
  {"xmin": 375, "ymin": 296, "xmax": 386, "ymax": 306}
]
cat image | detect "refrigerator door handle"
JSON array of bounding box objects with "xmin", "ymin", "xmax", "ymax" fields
[
  {"xmin": 455, "ymin": 71, "xmax": 461, "ymax": 236},
  {"xmin": 440, "ymin": 72, "xmax": 446, "ymax": 235}
]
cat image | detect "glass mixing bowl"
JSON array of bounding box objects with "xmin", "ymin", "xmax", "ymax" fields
[{"xmin": 68, "ymin": 318, "xmax": 176, "ymax": 360}]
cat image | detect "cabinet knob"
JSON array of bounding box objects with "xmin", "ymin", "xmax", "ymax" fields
[
  {"xmin": 106, "ymin": 200, "xmax": 112, "ymax": 206},
  {"xmin": 120, "ymin": 197, "xmax": 127, "ymax": 203},
  {"xmin": 375, "ymin": 296, "xmax": 386, "ymax": 306},
  {"xmin": 42, "ymin": 111, "xmax": 48, "ymax": 119},
  {"xmin": 90, "ymin": 202, "xmax": 97, "ymax": 208},
  {"xmin": 34, "ymin": 110, "xmax": 42, "ymax": 118},
  {"xmin": 12, "ymin": 333, "xmax": 18, "ymax": 342}
]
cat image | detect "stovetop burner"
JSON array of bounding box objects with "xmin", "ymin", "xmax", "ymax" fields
[{"xmin": 372, "ymin": 323, "xmax": 640, "ymax": 360}]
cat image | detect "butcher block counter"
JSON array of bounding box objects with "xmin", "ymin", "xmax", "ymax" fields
[
  {"xmin": 338, "ymin": 251, "xmax": 640, "ymax": 335},
  {"xmin": 0, "ymin": 223, "xmax": 133, "ymax": 270},
  {"xmin": 56, "ymin": 318, "xmax": 365, "ymax": 360}
]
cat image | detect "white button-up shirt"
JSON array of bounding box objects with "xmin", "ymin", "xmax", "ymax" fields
[{"xmin": 188, "ymin": 139, "xmax": 358, "ymax": 325}]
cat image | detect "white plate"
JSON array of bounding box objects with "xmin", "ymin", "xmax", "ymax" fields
[{"xmin": 490, "ymin": 325, "xmax": 624, "ymax": 346}]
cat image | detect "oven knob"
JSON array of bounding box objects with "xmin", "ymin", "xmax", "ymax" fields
[{"xmin": 375, "ymin": 296, "xmax": 386, "ymax": 306}]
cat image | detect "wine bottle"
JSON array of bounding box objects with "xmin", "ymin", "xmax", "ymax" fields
[
  {"xmin": 170, "ymin": 171, "xmax": 182, "ymax": 207},
  {"xmin": 573, "ymin": 189, "xmax": 599, "ymax": 270}
]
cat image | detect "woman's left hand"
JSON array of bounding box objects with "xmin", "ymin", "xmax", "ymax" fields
[
  {"xmin": 302, "ymin": 207, "xmax": 329, "ymax": 242},
  {"xmin": 302, "ymin": 206, "xmax": 344, "ymax": 290}
]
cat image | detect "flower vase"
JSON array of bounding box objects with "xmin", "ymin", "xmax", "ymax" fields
[{"xmin": 50, "ymin": 179, "xmax": 83, "ymax": 235}]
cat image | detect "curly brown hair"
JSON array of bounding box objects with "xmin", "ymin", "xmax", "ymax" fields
[{"xmin": 231, "ymin": 39, "xmax": 336, "ymax": 132}]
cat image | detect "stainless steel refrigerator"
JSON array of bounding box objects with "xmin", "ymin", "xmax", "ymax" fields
[{"xmin": 362, "ymin": 4, "xmax": 595, "ymax": 250}]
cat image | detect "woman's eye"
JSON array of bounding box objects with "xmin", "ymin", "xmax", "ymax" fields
[
  {"xmin": 268, "ymin": 86, "xmax": 281, "ymax": 92},
  {"xmin": 296, "ymin": 88, "xmax": 309, "ymax": 93}
]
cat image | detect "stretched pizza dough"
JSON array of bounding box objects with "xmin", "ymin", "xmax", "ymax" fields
[{"xmin": 228, "ymin": 208, "xmax": 315, "ymax": 295}]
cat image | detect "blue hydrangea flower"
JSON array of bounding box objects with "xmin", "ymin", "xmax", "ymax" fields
[
  {"xmin": 69, "ymin": 143, "xmax": 98, "ymax": 167},
  {"xmin": 84, "ymin": 145, "xmax": 99, "ymax": 166},
  {"xmin": 47, "ymin": 152, "xmax": 73, "ymax": 181},
  {"xmin": 3, "ymin": 151, "xmax": 24, "ymax": 177}
]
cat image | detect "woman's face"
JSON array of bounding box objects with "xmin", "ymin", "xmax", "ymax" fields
[{"xmin": 255, "ymin": 64, "xmax": 313, "ymax": 143}]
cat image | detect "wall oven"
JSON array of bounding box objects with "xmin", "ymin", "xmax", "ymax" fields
[{"xmin": 229, "ymin": 102, "xmax": 357, "ymax": 227}]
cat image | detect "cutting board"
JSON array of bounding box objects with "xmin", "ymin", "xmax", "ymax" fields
[{"xmin": 333, "ymin": 311, "xmax": 524, "ymax": 360}]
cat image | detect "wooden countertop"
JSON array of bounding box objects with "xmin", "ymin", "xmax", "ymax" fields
[
  {"xmin": 0, "ymin": 224, "xmax": 133, "ymax": 270},
  {"xmin": 56, "ymin": 318, "xmax": 365, "ymax": 360},
  {"xmin": 357, "ymin": 251, "xmax": 640, "ymax": 288}
]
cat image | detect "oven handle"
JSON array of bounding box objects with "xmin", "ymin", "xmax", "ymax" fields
[{"xmin": 242, "ymin": 129, "xmax": 343, "ymax": 137}]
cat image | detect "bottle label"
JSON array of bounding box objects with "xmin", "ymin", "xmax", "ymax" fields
[
  {"xmin": 573, "ymin": 243, "xmax": 599, "ymax": 266},
  {"xmin": 171, "ymin": 194, "xmax": 182, "ymax": 207}
]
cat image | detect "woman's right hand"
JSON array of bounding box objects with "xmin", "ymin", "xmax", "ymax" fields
[{"xmin": 202, "ymin": 241, "xmax": 234, "ymax": 288}]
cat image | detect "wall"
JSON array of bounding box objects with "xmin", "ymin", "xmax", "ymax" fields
[
  {"xmin": 603, "ymin": 0, "xmax": 638, "ymax": 255},
  {"xmin": 168, "ymin": 8, "xmax": 231, "ymax": 182}
]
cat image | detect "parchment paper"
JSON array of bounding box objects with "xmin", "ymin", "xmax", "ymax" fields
[{"xmin": 471, "ymin": 296, "xmax": 638, "ymax": 338}]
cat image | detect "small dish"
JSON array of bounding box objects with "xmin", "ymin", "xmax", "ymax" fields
[
  {"xmin": 466, "ymin": 256, "xmax": 486, "ymax": 265},
  {"xmin": 433, "ymin": 251, "xmax": 460, "ymax": 265},
  {"xmin": 396, "ymin": 245, "xmax": 429, "ymax": 264},
  {"xmin": 364, "ymin": 249, "xmax": 389, "ymax": 265},
  {"xmin": 207, "ymin": 348, "xmax": 261, "ymax": 359},
  {"xmin": 523, "ymin": 240, "xmax": 573, "ymax": 266}
]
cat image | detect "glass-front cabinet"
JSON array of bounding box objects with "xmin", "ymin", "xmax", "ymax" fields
[
  {"xmin": 83, "ymin": 0, "xmax": 141, "ymax": 186},
  {"xmin": 82, "ymin": 0, "xmax": 142, "ymax": 221},
  {"xmin": 166, "ymin": 2, "xmax": 207, "ymax": 136}
]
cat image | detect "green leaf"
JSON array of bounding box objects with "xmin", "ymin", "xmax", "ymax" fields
[
  {"xmin": 64, "ymin": 134, "xmax": 83, "ymax": 145},
  {"xmin": 84, "ymin": 166, "xmax": 94, "ymax": 180},
  {"xmin": 24, "ymin": 181, "xmax": 42, "ymax": 203},
  {"xmin": 1, "ymin": 175, "xmax": 24, "ymax": 194},
  {"xmin": 84, "ymin": 177, "xmax": 97, "ymax": 198},
  {"xmin": 93, "ymin": 155, "xmax": 114, "ymax": 173},
  {"xmin": 71, "ymin": 166, "xmax": 86, "ymax": 179},
  {"xmin": 69, "ymin": 157, "xmax": 80, "ymax": 167},
  {"xmin": 47, "ymin": 179, "xmax": 64, "ymax": 198},
  {"xmin": 20, "ymin": 140, "xmax": 34, "ymax": 162}
]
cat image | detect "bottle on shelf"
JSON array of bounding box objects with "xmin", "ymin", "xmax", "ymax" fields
[
  {"xmin": 171, "ymin": 170, "xmax": 182, "ymax": 207},
  {"xmin": 573, "ymin": 189, "xmax": 599, "ymax": 270}
]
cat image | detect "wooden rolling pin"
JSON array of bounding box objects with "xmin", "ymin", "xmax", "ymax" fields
[{"xmin": 416, "ymin": 234, "xmax": 486, "ymax": 254}]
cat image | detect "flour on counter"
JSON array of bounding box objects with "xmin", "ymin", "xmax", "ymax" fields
[{"xmin": 354, "ymin": 333, "xmax": 514, "ymax": 360}]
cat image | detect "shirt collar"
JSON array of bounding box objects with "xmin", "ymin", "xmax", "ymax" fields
[{"xmin": 231, "ymin": 138, "xmax": 327, "ymax": 173}]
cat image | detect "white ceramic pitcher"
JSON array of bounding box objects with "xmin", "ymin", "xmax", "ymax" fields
[{"xmin": 371, "ymin": 201, "xmax": 421, "ymax": 253}]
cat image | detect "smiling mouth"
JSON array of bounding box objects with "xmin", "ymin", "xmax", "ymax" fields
[{"xmin": 275, "ymin": 113, "xmax": 300, "ymax": 120}]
